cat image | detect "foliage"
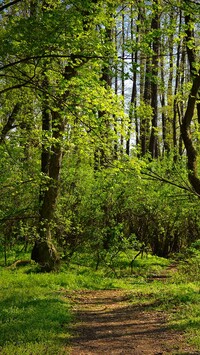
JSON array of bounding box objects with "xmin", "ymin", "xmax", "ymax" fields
[
  {"xmin": 51, "ymin": 154, "xmax": 200, "ymax": 265},
  {"xmin": 1, "ymin": 2, "xmax": 200, "ymax": 349},
  {"xmin": 0, "ymin": 0, "xmax": 200, "ymax": 269}
]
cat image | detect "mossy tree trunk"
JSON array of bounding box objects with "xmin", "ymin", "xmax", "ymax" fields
[{"xmin": 31, "ymin": 106, "xmax": 64, "ymax": 271}]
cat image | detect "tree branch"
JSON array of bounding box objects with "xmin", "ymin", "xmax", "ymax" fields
[
  {"xmin": 0, "ymin": 0, "xmax": 22, "ymax": 12},
  {"xmin": 0, "ymin": 103, "xmax": 21, "ymax": 143},
  {"xmin": 141, "ymin": 169, "xmax": 198, "ymax": 196},
  {"xmin": 0, "ymin": 54, "xmax": 104, "ymax": 72}
]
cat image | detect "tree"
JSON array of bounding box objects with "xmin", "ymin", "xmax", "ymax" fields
[
  {"xmin": 148, "ymin": 0, "xmax": 160, "ymax": 158},
  {"xmin": 2, "ymin": 0, "xmax": 200, "ymax": 268},
  {"xmin": 0, "ymin": 0, "xmax": 127, "ymax": 269},
  {"xmin": 180, "ymin": 3, "xmax": 200, "ymax": 196}
]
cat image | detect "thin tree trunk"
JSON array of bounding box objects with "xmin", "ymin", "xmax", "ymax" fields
[
  {"xmin": 160, "ymin": 45, "xmax": 168, "ymax": 154},
  {"xmin": 94, "ymin": 26, "xmax": 112, "ymax": 169},
  {"xmin": 178, "ymin": 43, "xmax": 186, "ymax": 156},
  {"xmin": 113, "ymin": 25, "xmax": 118, "ymax": 158},
  {"xmin": 120, "ymin": 11, "xmax": 125, "ymax": 152},
  {"xmin": 126, "ymin": 7, "xmax": 138, "ymax": 155},
  {"xmin": 165, "ymin": 12, "xmax": 174, "ymax": 154},
  {"xmin": 149, "ymin": 0, "xmax": 160, "ymax": 158},
  {"xmin": 140, "ymin": 58, "xmax": 151, "ymax": 156},
  {"xmin": 173, "ymin": 10, "xmax": 182, "ymax": 152},
  {"xmin": 140, "ymin": 5, "xmax": 151, "ymax": 156}
]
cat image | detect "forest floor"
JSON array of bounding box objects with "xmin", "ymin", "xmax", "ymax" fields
[{"xmin": 67, "ymin": 284, "xmax": 199, "ymax": 354}]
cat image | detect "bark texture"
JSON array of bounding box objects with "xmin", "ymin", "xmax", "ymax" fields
[{"xmin": 180, "ymin": 13, "xmax": 200, "ymax": 196}]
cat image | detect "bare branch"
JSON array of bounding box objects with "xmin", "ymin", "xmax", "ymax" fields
[
  {"xmin": 0, "ymin": 103, "xmax": 21, "ymax": 143},
  {"xmin": 141, "ymin": 169, "xmax": 199, "ymax": 197},
  {"xmin": 0, "ymin": 0, "xmax": 22, "ymax": 12},
  {"xmin": 0, "ymin": 54, "xmax": 102, "ymax": 72}
]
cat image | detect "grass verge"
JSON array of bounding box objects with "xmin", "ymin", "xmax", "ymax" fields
[{"xmin": 127, "ymin": 255, "xmax": 200, "ymax": 350}]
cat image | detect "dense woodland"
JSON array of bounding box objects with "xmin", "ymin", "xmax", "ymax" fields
[{"xmin": 1, "ymin": 0, "xmax": 200, "ymax": 271}]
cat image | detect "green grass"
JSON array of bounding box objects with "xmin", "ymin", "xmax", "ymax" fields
[
  {"xmin": 69, "ymin": 249, "xmax": 171, "ymax": 277},
  {"xmin": 0, "ymin": 268, "xmax": 72, "ymax": 354},
  {"xmin": 127, "ymin": 258, "xmax": 200, "ymax": 350},
  {"xmin": 0, "ymin": 250, "xmax": 200, "ymax": 353},
  {"xmin": 0, "ymin": 255, "xmax": 135, "ymax": 354}
]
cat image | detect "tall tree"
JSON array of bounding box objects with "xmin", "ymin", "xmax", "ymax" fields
[
  {"xmin": 181, "ymin": 6, "xmax": 200, "ymax": 195},
  {"xmin": 149, "ymin": 0, "xmax": 160, "ymax": 158},
  {"xmin": 126, "ymin": 5, "xmax": 139, "ymax": 155}
]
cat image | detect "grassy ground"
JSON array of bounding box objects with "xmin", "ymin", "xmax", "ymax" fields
[
  {"xmin": 127, "ymin": 254, "xmax": 200, "ymax": 350},
  {"xmin": 0, "ymin": 249, "xmax": 200, "ymax": 354}
]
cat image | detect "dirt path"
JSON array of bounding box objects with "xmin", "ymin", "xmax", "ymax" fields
[{"xmin": 68, "ymin": 289, "xmax": 198, "ymax": 355}]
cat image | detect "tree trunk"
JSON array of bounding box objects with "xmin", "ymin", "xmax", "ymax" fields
[
  {"xmin": 181, "ymin": 74, "xmax": 200, "ymax": 194},
  {"xmin": 180, "ymin": 13, "xmax": 200, "ymax": 195},
  {"xmin": 160, "ymin": 47, "xmax": 168, "ymax": 154},
  {"xmin": 126, "ymin": 6, "xmax": 138, "ymax": 155},
  {"xmin": 94, "ymin": 23, "xmax": 113, "ymax": 168},
  {"xmin": 172, "ymin": 10, "xmax": 182, "ymax": 153},
  {"xmin": 29, "ymin": 0, "xmax": 61, "ymax": 271},
  {"xmin": 140, "ymin": 5, "xmax": 151, "ymax": 157},
  {"xmin": 149, "ymin": 0, "xmax": 160, "ymax": 158},
  {"xmin": 120, "ymin": 11, "xmax": 125, "ymax": 153},
  {"xmin": 31, "ymin": 95, "xmax": 63, "ymax": 271}
]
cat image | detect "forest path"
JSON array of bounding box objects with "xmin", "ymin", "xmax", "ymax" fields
[{"xmin": 67, "ymin": 289, "xmax": 198, "ymax": 355}]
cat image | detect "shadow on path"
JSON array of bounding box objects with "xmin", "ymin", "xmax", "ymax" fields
[{"xmin": 68, "ymin": 290, "xmax": 198, "ymax": 355}]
